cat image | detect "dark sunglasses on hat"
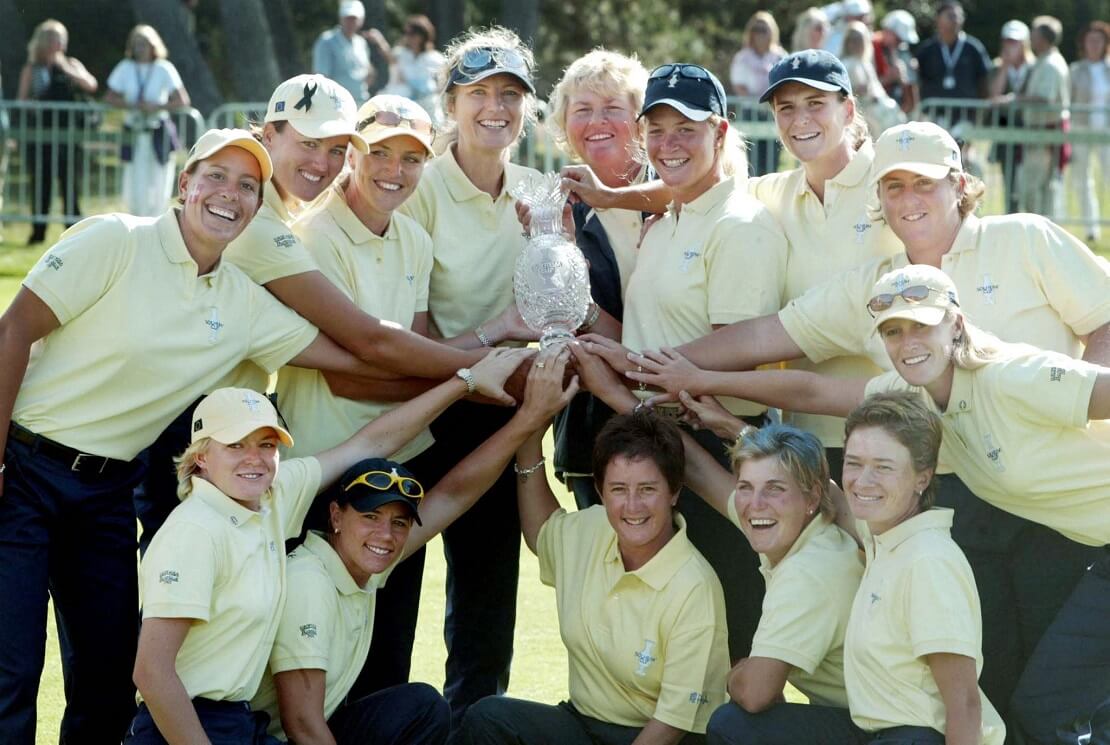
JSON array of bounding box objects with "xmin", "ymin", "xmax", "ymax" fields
[
  {"xmin": 357, "ymin": 111, "xmax": 436, "ymax": 141},
  {"xmin": 345, "ymin": 468, "xmax": 425, "ymax": 500},
  {"xmin": 866, "ymin": 286, "xmax": 958, "ymax": 317},
  {"xmin": 447, "ymin": 46, "xmax": 535, "ymax": 93},
  {"xmin": 641, "ymin": 63, "xmax": 727, "ymax": 120}
]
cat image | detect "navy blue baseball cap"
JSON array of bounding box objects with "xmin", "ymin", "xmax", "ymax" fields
[
  {"xmin": 446, "ymin": 46, "xmax": 536, "ymax": 94},
  {"xmin": 639, "ymin": 63, "xmax": 728, "ymax": 122},
  {"xmin": 759, "ymin": 49, "xmax": 853, "ymax": 103},
  {"xmin": 332, "ymin": 458, "xmax": 423, "ymax": 525}
]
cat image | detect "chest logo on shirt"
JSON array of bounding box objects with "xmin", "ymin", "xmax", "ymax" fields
[
  {"xmin": 205, "ymin": 306, "xmax": 224, "ymax": 344},
  {"xmin": 299, "ymin": 623, "xmax": 317, "ymax": 639},
  {"xmin": 870, "ymin": 592, "xmax": 881, "ymax": 605},
  {"xmin": 273, "ymin": 234, "xmax": 296, "ymax": 248},
  {"xmin": 158, "ymin": 570, "xmax": 179, "ymax": 584},
  {"xmin": 976, "ymin": 274, "xmax": 999, "ymax": 305},
  {"xmin": 983, "ymin": 433, "xmax": 1005, "ymax": 472},
  {"xmin": 634, "ymin": 639, "xmax": 657, "ymax": 677},
  {"xmin": 406, "ymin": 273, "xmax": 415, "ymax": 285},
  {"xmin": 1050, "ymin": 367, "xmax": 1066, "ymax": 382},
  {"xmin": 853, "ymin": 220, "xmax": 872, "ymax": 244},
  {"xmin": 680, "ymin": 250, "xmax": 700, "ymax": 272},
  {"xmin": 44, "ymin": 253, "xmax": 64, "ymax": 271}
]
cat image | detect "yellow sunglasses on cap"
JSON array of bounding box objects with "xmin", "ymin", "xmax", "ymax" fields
[{"xmin": 344, "ymin": 469, "xmax": 425, "ymax": 500}]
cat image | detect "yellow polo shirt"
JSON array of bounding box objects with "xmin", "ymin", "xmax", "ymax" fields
[
  {"xmin": 537, "ymin": 506, "xmax": 729, "ymax": 734},
  {"xmin": 219, "ymin": 187, "xmax": 318, "ymax": 392},
  {"xmin": 845, "ymin": 509, "xmax": 1004, "ymax": 743},
  {"xmin": 727, "ymin": 502, "xmax": 862, "ymax": 708},
  {"xmin": 400, "ymin": 145, "xmax": 540, "ymax": 339},
  {"xmin": 252, "ymin": 531, "xmax": 396, "ymax": 739},
  {"xmin": 780, "ymin": 214, "xmax": 1110, "ymax": 373},
  {"xmin": 748, "ymin": 142, "xmax": 903, "ymax": 446},
  {"xmin": 276, "ymin": 179, "xmax": 434, "ymax": 462},
  {"xmin": 15, "ymin": 210, "xmax": 318, "ymax": 461},
  {"xmin": 866, "ymin": 350, "xmax": 1110, "ymax": 547},
  {"xmin": 139, "ymin": 457, "xmax": 321, "ymax": 703},
  {"xmin": 623, "ymin": 175, "xmax": 788, "ymax": 417}
]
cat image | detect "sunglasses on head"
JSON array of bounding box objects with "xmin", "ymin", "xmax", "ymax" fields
[
  {"xmin": 456, "ymin": 47, "xmax": 529, "ymax": 78},
  {"xmin": 649, "ymin": 63, "xmax": 713, "ymax": 82},
  {"xmin": 867, "ymin": 285, "xmax": 958, "ymax": 316},
  {"xmin": 345, "ymin": 469, "xmax": 425, "ymax": 500},
  {"xmin": 357, "ymin": 111, "xmax": 435, "ymax": 141}
]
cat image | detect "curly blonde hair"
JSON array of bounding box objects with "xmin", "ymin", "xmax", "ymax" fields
[
  {"xmin": 438, "ymin": 26, "xmax": 538, "ymax": 151},
  {"xmin": 546, "ymin": 49, "xmax": 648, "ymax": 162}
]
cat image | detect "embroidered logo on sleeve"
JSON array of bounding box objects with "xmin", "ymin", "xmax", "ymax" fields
[
  {"xmin": 273, "ymin": 234, "xmax": 297, "ymax": 248},
  {"xmin": 159, "ymin": 570, "xmax": 180, "ymax": 584},
  {"xmin": 1050, "ymin": 367, "xmax": 1065, "ymax": 382},
  {"xmin": 688, "ymin": 692, "xmax": 709, "ymax": 705},
  {"xmin": 44, "ymin": 254, "xmax": 64, "ymax": 270},
  {"xmin": 634, "ymin": 639, "xmax": 657, "ymax": 677},
  {"xmin": 299, "ymin": 624, "xmax": 318, "ymax": 638}
]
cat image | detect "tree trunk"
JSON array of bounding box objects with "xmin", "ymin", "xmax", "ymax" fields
[
  {"xmin": 217, "ymin": 0, "xmax": 282, "ymax": 101},
  {"xmin": 263, "ymin": 0, "xmax": 304, "ymax": 81},
  {"xmin": 131, "ymin": 0, "xmax": 224, "ymax": 115},
  {"xmin": 499, "ymin": 0, "xmax": 540, "ymax": 45},
  {"xmin": 428, "ymin": 0, "xmax": 466, "ymax": 48}
]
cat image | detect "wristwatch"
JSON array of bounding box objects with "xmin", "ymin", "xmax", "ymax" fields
[{"xmin": 456, "ymin": 367, "xmax": 477, "ymax": 394}]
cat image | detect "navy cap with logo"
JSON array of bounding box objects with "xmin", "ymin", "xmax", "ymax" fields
[
  {"xmin": 331, "ymin": 457, "xmax": 424, "ymax": 525},
  {"xmin": 759, "ymin": 49, "xmax": 853, "ymax": 104},
  {"xmin": 639, "ymin": 63, "xmax": 728, "ymax": 122}
]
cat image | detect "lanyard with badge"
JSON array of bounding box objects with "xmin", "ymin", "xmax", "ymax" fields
[{"xmin": 939, "ymin": 32, "xmax": 966, "ymax": 90}]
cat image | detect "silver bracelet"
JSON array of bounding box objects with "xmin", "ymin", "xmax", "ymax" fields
[
  {"xmin": 455, "ymin": 367, "xmax": 477, "ymax": 394},
  {"xmin": 474, "ymin": 325, "xmax": 493, "ymax": 348},
  {"xmin": 579, "ymin": 302, "xmax": 601, "ymax": 331},
  {"xmin": 513, "ymin": 456, "xmax": 546, "ymax": 480}
]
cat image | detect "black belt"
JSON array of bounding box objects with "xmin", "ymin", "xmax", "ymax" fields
[{"xmin": 9, "ymin": 423, "xmax": 133, "ymax": 477}]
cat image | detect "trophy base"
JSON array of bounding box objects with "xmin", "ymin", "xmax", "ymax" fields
[{"xmin": 539, "ymin": 327, "xmax": 575, "ymax": 350}]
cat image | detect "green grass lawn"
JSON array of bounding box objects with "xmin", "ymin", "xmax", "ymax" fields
[{"xmin": 5, "ymin": 218, "xmax": 1109, "ymax": 743}]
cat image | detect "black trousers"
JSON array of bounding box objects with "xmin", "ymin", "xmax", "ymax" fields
[
  {"xmin": 411, "ymin": 400, "xmax": 521, "ymax": 726},
  {"xmin": 329, "ymin": 683, "xmax": 450, "ymax": 745},
  {"xmin": 0, "ymin": 435, "xmax": 144, "ymax": 744},
  {"xmin": 125, "ymin": 699, "xmax": 280, "ymax": 745},
  {"xmin": 26, "ymin": 141, "xmax": 81, "ymax": 241},
  {"xmin": 453, "ymin": 696, "xmax": 705, "ymax": 745},
  {"xmin": 706, "ymin": 701, "xmax": 943, "ymax": 745},
  {"xmin": 934, "ymin": 474, "xmax": 1099, "ymax": 732}
]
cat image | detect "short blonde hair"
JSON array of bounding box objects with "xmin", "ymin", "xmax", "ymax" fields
[
  {"xmin": 126, "ymin": 24, "xmax": 169, "ymax": 61},
  {"xmin": 439, "ymin": 26, "xmax": 537, "ymax": 151},
  {"xmin": 28, "ymin": 19, "xmax": 67, "ymax": 65},
  {"xmin": 174, "ymin": 438, "xmax": 212, "ymax": 500},
  {"xmin": 546, "ymin": 49, "xmax": 649, "ymax": 161}
]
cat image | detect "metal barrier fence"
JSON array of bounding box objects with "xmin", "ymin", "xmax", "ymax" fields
[{"xmin": 3, "ymin": 97, "xmax": 1110, "ymax": 232}]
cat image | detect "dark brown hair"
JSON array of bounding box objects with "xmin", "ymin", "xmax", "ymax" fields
[{"xmin": 592, "ymin": 411, "xmax": 685, "ymax": 494}]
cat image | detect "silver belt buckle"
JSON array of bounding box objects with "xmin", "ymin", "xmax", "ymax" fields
[{"xmin": 71, "ymin": 452, "xmax": 106, "ymax": 474}]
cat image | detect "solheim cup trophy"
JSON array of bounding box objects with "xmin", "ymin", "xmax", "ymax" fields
[{"xmin": 510, "ymin": 172, "xmax": 591, "ymax": 349}]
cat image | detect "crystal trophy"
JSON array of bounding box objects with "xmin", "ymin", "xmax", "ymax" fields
[{"xmin": 510, "ymin": 172, "xmax": 591, "ymax": 349}]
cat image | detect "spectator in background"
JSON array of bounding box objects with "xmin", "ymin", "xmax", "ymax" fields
[
  {"xmin": 368, "ymin": 15, "xmax": 447, "ymax": 123},
  {"xmin": 840, "ymin": 21, "xmax": 903, "ymax": 134},
  {"xmin": 313, "ymin": 0, "xmax": 374, "ymax": 104},
  {"xmin": 822, "ymin": 0, "xmax": 872, "ymax": 59},
  {"xmin": 877, "ymin": 10, "xmax": 919, "ymax": 113},
  {"xmin": 1069, "ymin": 20, "xmax": 1110, "ymax": 241},
  {"xmin": 1018, "ymin": 15, "xmax": 1069, "ymax": 219},
  {"xmin": 730, "ymin": 11, "xmax": 786, "ymax": 176},
  {"xmin": 17, "ymin": 18, "xmax": 97, "ymax": 245},
  {"xmin": 988, "ymin": 20, "xmax": 1033, "ymax": 214},
  {"xmin": 914, "ymin": 2, "xmax": 990, "ymax": 124},
  {"xmin": 106, "ymin": 25, "xmax": 190, "ymax": 217},
  {"xmin": 791, "ymin": 7, "xmax": 829, "ymax": 52}
]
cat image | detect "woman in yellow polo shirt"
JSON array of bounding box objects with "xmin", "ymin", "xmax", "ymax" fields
[
  {"xmin": 630, "ymin": 263, "xmax": 1110, "ymax": 742},
  {"xmin": 385, "ymin": 25, "xmax": 544, "ymax": 721},
  {"xmin": 580, "ymin": 60, "xmax": 787, "ymax": 664},
  {"xmin": 127, "ymin": 348, "xmax": 531, "ymax": 744},
  {"xmin": 251, "ymin": 355, "xmax": 574, "ymax": 745},
  {"xmin": 0, "ymin": 129, "xmax": 395, "ymax": 744},
  {"xmin": 455, "ymin": 348, "xmax": 730, "ymax": 745}
]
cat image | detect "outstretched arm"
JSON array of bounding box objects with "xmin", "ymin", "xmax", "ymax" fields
[
  {"xmin": 627, "ymin": 348, "xmax": 866, "ymax": 418},
  {"xmin": 675, "ymin": 315, "xmax": 805, "ymax": 372}
]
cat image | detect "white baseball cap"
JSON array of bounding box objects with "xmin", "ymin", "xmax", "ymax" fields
[
  {"xmin": 1000, "ymin": 20, "xmax": 1030, "ymax": 42},
  {"xmin": 882, "ymin": 10, "xmax": 919, "ymax": 45},
  {"xmin": 872, "ymin": 121, "xmax": 963, "ymax": 183},
  {"xmin": 183, "ymin": 128, "xmax": 273, "ymax": 182},
  {"xmin": 355, "ymin": 95, "xmax": 436, "ymax": 156},
  {"xmin": 265, "ymin": 74, "xmax": 369, "ymax": 153},
  {"xmin": 339, "ymin": 0, "xmax": 364, "ymax": 19},
  {"xmin": 868, "ymin": 265, "xmax": 960, "ymax": 333},
  {"xmin": 191, "ymin": 388, "xmax": 294, "ymax": 447}
]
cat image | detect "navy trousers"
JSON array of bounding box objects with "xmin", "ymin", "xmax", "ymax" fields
[
  {"xmin": 133, "ymin": 400, "xmax": 200, "ymax": 555},
  {"xmin": 0, "ymin": 435, "xmax": 144, "ymax": 744},
  {"xmin": 124, "ymin": 699, "xmax": 280, "ymax": 744}
]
